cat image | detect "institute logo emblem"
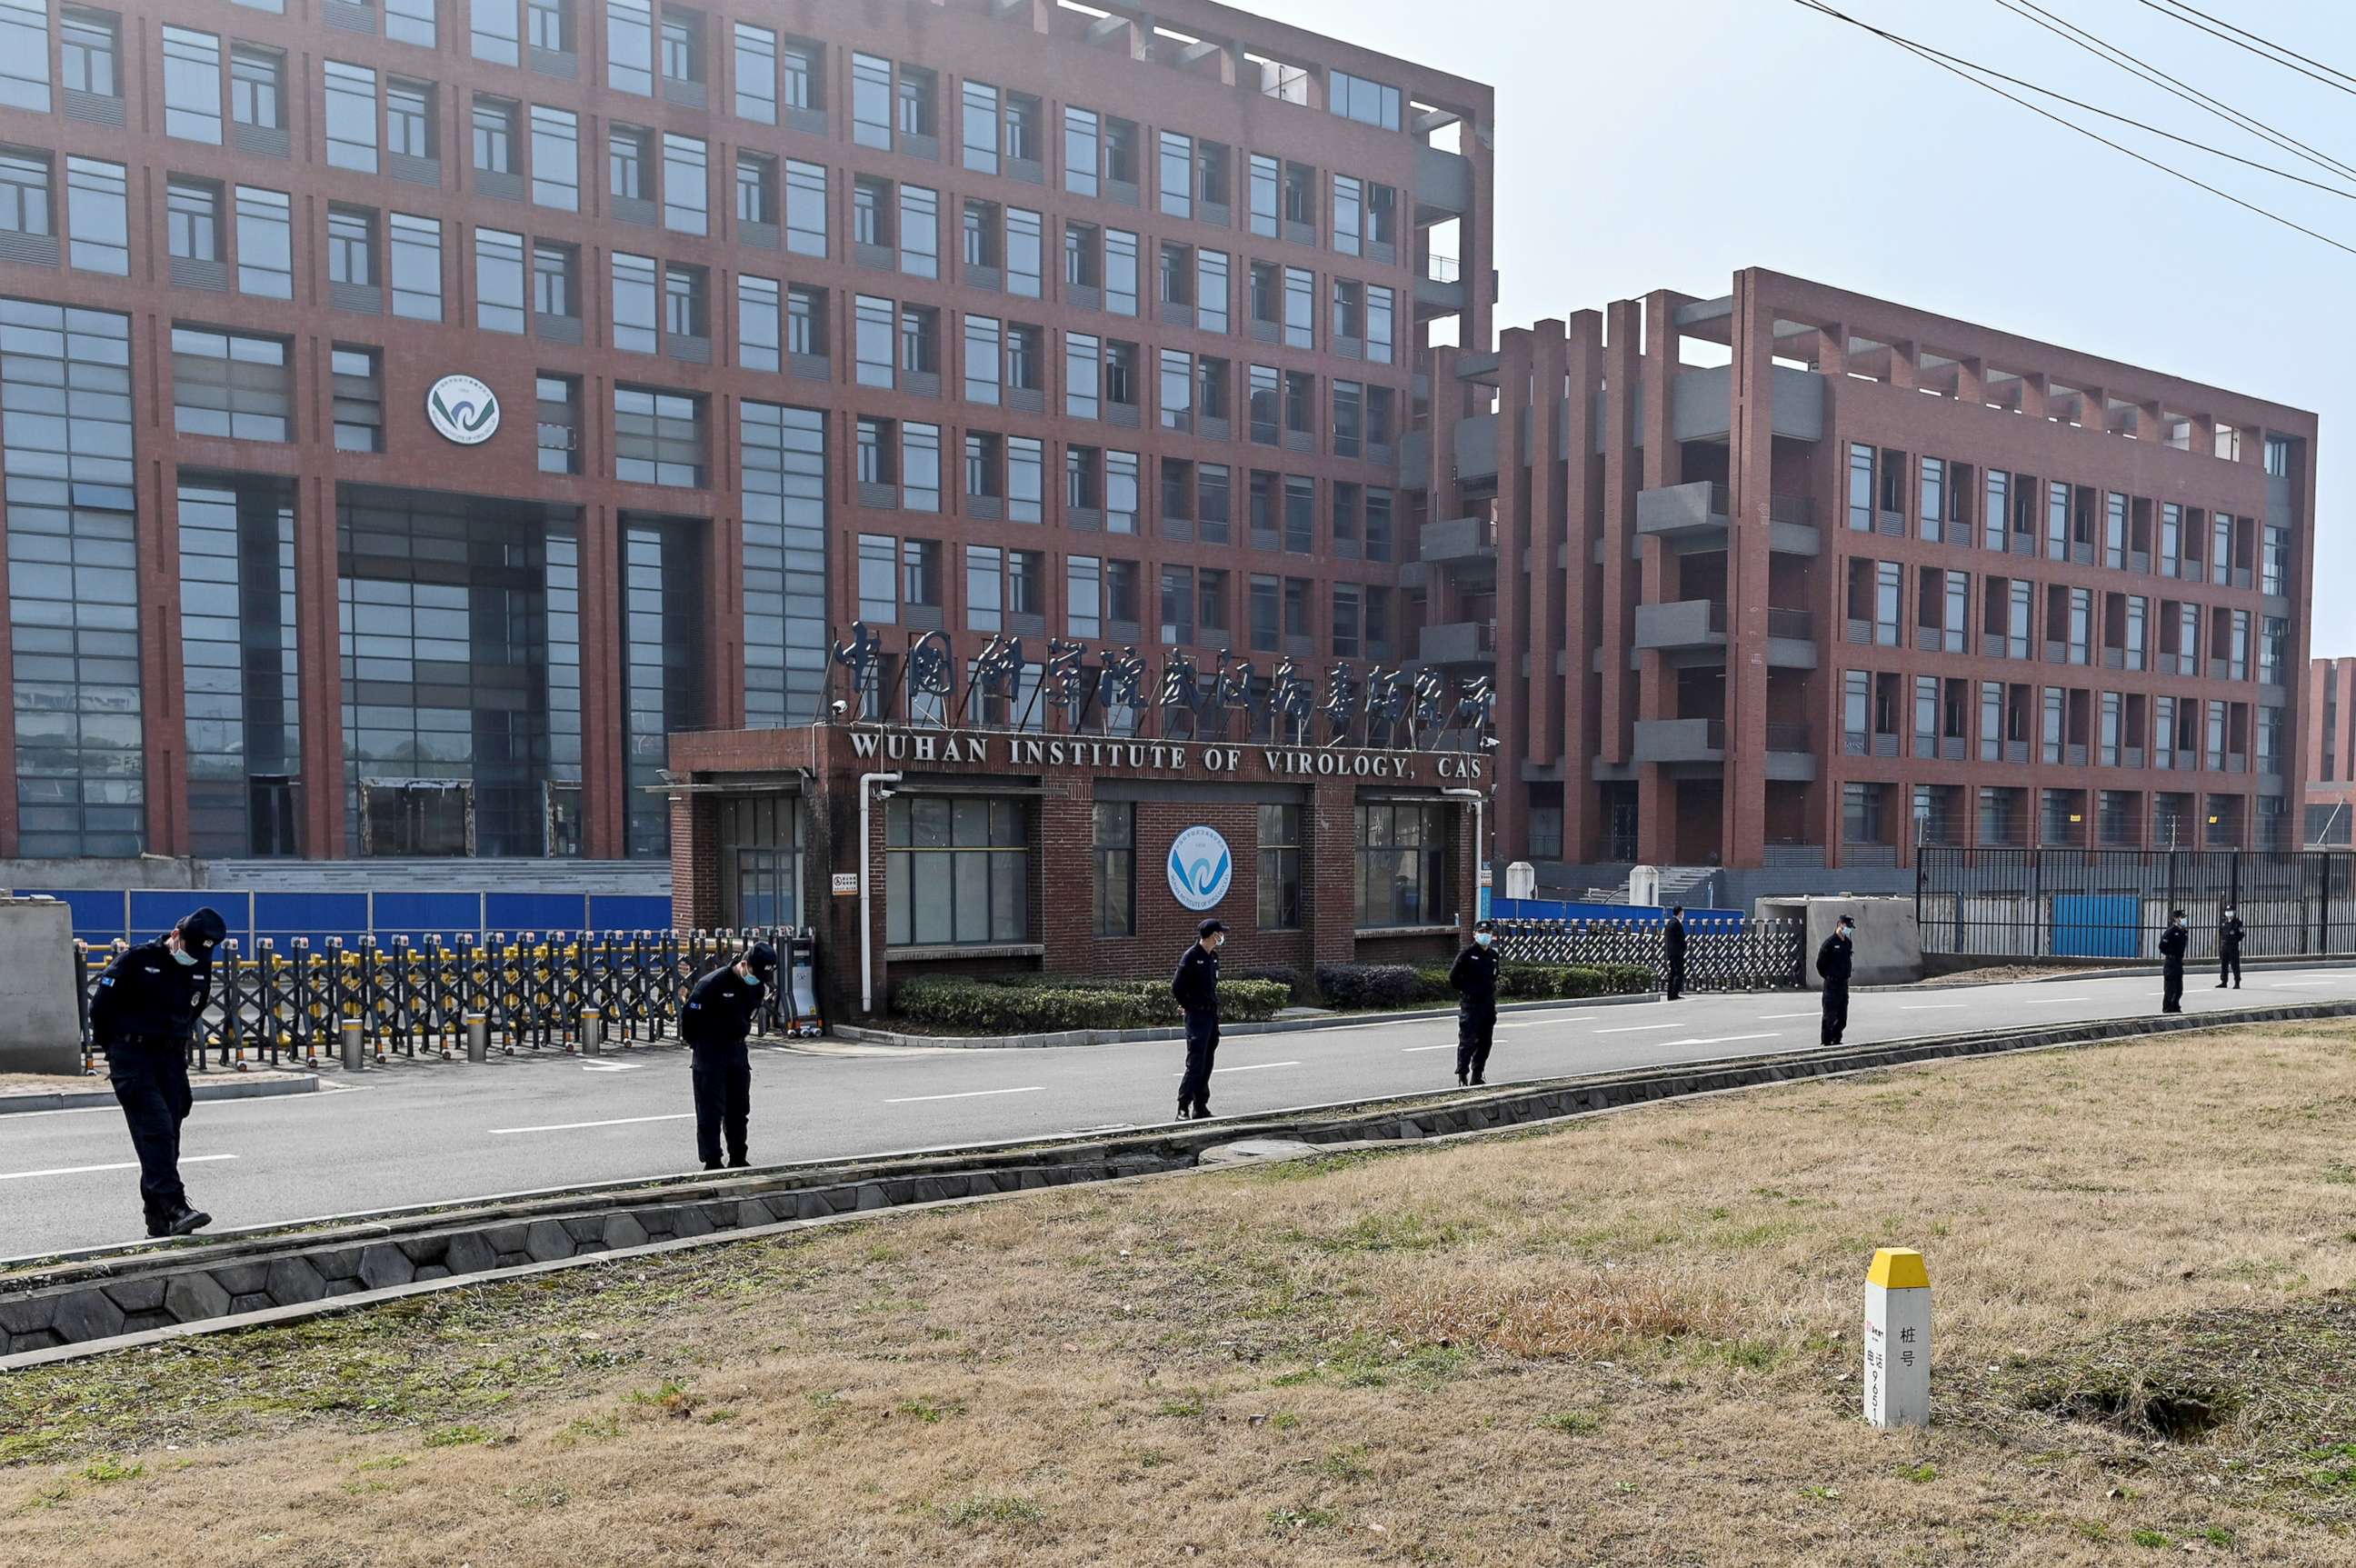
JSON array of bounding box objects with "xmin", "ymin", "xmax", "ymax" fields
[
  {"xmin": 1166, "ymin": 825, "xmax": 1233, "ymax": 912},
  {"xmin": 425, "ymin": 375, "xmax": 500, "ymax": 445}
]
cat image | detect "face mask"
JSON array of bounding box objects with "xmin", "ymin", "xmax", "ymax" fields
[
  {"xmin": 172, "ymin": 946, "xmax": 199, "ymax": 967},
  {"xmin": 1474, "ymin": 932, "xmax": 1492, "ymax": 947}
]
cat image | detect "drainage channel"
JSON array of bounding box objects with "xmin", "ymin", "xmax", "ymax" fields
[{"xmin": 5, "ymin": 999, "xmax": 2351, "ymax": 1369}]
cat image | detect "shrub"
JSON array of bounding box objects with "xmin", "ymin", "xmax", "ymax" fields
[
  {"xmin": 1313, "ymin": 964, "xmax": 1426, "ymax": 1010},
  {"xmin": 1498, "ymin": 963, "xmax": 1654, "ymax": 1000},
  {"xmin": 1229, "ymin": 964, "xmax": 1303, "ymax": 1002},
  {"xmin": 891, "ymin": 974, "xmax": 1289, "ymax": 1034}
]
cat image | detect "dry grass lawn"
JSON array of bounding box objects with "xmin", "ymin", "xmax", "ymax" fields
[{"xmin": 8, "ymin": 1024, "xmax": 2356, "ymax": 1564}]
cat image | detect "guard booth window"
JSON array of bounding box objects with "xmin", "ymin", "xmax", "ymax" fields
[
  {"xmin": 1354, "ymin": 802, "xmax": 1451, "ymax": 929},
  {"xmin": 886, "ymin": 795, "xmax": 1029, "ymax": 946},
  {"xmin": 718, "ymin": 794, "xmax": 801, "ymax": 927}
]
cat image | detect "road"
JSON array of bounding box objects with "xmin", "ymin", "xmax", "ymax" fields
[{"xmin": 5, "ymin": 965, "xmax": 2350, "ymax": 1261}]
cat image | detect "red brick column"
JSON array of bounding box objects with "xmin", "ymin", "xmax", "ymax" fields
[{"xmin": 1312, "ymin": 780, "xmax": 1358, "ymax": 969}]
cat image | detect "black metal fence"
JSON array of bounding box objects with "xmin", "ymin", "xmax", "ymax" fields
[
  {"xmin": 1916, "ymin": 848, "xmax": 2356, "ymax": 960},
  {"xmin": 75, "ymin": 928, "xmax": 806, "ymax": 1071},
  {"xmin": 1493, "ymin": 916, "xmax": 1807, "ymax": 991}
]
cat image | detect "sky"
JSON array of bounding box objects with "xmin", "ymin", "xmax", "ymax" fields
[{"xmin": 1259, "ymin": 0, "xmax": 2356, "ymax": 652}]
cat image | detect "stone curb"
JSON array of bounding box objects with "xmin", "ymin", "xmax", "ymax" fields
[
  {"xmin": 7, "ymin": 997, "xmax": 2351, "ymax": 1370},
  {"xmin": 833, "ymin": 989, "xmax": 1677, "ymax": 1049},
  {"xmin": 1860, "ymin": 955, "xmax": 2356, "ymax": 993},
  {"xmin": 0, "ymin": 1074, "xmax": 320, "ymax": 1116}
]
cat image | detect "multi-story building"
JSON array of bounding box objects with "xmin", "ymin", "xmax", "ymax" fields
[
  {"xmin": 2303, "ymin": 658, "xmax": 2356, "ymax": 845},
  {"xmin": 0, "ymin": 0, "xmax": 1490, "ymax": 870},
  {"xmin": 1413, "ymin": 269, "xmax": 2314, "ymax": 895}
]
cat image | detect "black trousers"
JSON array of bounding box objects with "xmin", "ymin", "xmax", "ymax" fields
[
  {"xmin": 1178, "ymin": 1011, "xmax": 1220, "ymax": 1110},
  {"xmin": 1665, "ymin": 957, "xmax": 1685, "ymax": 1000},
  {"xmin": 691, "ymin": 1057, "xmax": 752, "ymax": 1166},
  {"xmin": 1455, "ymin": 1006, "xmax": 1496, "ymax": 1081},
  {"xmin": 2162, "ymin": 964, "xmax": 2184, "ymax": 1013},
  {"xmin": 2220, "ymin": 948, "xmax": 2241, "ymax": 987},
  {"xmin": 108, "ymin": 1047, "xmax": 193, "ymax": 1221},
  {"xmin": 1820, "ymin": 980, "xmax": 1849, "ymax": 1046}
]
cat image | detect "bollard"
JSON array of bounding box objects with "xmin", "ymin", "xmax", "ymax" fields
[
  {"xmin": 580, "ymin": 1006, "xmax": 603, "ymax": 1055},
  {"xmin": 466, "ymin": 1014, "xmax": 489, "ymax": 1064},
  {"xmin": 1863, "ymin": 1247, "xmax": 1932, "ymax": 1429},
  {"xmin": 340, "ymin": 1016, "xmax": 364, "ymax": 1073}
]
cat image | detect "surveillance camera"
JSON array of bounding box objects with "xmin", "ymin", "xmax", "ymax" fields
[{"xmin": 830, "ymin": 698, "xmax": 850, "ymax": 716}]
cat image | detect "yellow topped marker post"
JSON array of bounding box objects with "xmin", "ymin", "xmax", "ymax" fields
[{"xmin": 1863, "ymin": 1247, "xmax": 1932, "ymax": 1428}]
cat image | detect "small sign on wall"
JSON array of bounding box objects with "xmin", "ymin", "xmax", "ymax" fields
[{"xmin": 831, "ymin": 872, "xmax": 861, "ymax": 897}]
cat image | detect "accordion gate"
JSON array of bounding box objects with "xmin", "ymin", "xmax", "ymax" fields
[{"xmin": 1491, "ymin": 917, "xmax": 1807, "ymax": 993}]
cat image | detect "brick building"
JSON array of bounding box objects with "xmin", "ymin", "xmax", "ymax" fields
[
  {"xmin": 0, "ymin": 0, "xmax": 1490, "ymax": 870},
  {"xmin": 2303, "ymin": 658, "xmax": 2356, "ymax": 845},
  {"xmin": 1415, "ymin": 269, "xmax": 2316, "ymax": 897}
]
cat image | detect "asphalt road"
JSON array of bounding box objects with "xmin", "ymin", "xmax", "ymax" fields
[{"xmin": 5, "ymin": 965, "xmax": 2349, "ymax": 1261}]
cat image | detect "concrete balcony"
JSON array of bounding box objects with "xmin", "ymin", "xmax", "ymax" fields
[
  {"xmin": 1415, "ymin": 144, "xmax": 1472, "ymax": 214},
  {"xmin": 1633, "ymin": 480, "xmax": 1821, "ymax": 555},
  {"xmin": 1420, "ymin": 514, "xmax": 1497, "ymax": 574},
  {"xmin": 1417, "ymin": 619, "xmax": 1495, "ymax": 665},
  {"xmin": 1452, "ymin": 413, "xmax": 1497, "ymax": 484},
  {"xmin": 1632, "ymin": 717, "xmax": 1723, "ymax": 765},
  {"xmin": 1633, "ymin": 598, "xmax": 1726, "ymax": 654}
]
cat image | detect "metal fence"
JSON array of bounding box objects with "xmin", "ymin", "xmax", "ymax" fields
[
  {"xmin": 1492, "ymin": 916, "xmax": 1807, "ymax": 991},
  {"xmin": 75, "ymin": 928, "xmax": 807, "ymax": 1071},
  {"xmin": 1916, "ymin": 848, "xmax": 2356, "ymax": 960}
]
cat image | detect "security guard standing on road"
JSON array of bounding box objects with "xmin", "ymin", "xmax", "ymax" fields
[
  {"xmin": 1663, "ymin": 905, "xmax": 1688, "ymax": 1001},
  {"xmin": 2160, "ymin": 910, "xmax": 2189, "ymax": 1014},
  {"xmin": 91, "ymin": 906, "xmax": 228, "ymax": 1238},
  {"xmin": 1172, "ymin": 918, "xmax": 1224, "ymax": 1120},
  {"xmin": 681, "ymin": 941, "xmax": 776, "ymax": 1171},
  {"xmin": 1816, "ymin": 914, "xmax": 1855, "ymax": 1046},
  {"xmin": 1450, "ymin": 919, "xmax": 1501, "ymax": 1086},
  {"xmin": 2216, "ymin": 903, "xmax": 2245, "ymax": 991}
]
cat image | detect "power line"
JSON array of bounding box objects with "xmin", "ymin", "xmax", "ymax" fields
[
  {"xmin": 1992, "ymin": 0, "xmax": 2356, "ymax": 188},
  {"xmin": 1792, "ymin": 0, "xmax": 2356, "ymax": 257},
  {"xmin": 2139, "ymin": 0, "xmax": 2356, "ymax": 97},
  {"xmin": 1789, "ymin": 5, "xmax": 2356, "ymax": 201}
]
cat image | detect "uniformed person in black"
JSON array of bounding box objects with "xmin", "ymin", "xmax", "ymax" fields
[
  {"xmin": 1450, "ymin": 919, "xmax": 1501, "ymax": 1086},
  {"xmin": 682, "ymin": 941, "xmax": 776, "ymax": 1170},
  {"xmin": 2216, "ymin": 903, "xmax": 2244, "ymax": 990},
  {"xmin": 1172, "ymin": 918, "xmax": 1224, "ymax": 1120},
  {"xmin": 1816, "ymin": 914, "xmax": 1855, "ymax": 1046},
  {"xmin": 2160, "ymin": 910, "xmax": 2189, "ymax": 1014},
  {"xmin": 1662, "ymin": 905, "xmax": 1688, "ymax": 1001},
  {"xmin": 91, "ymin": 906, "xmax": 227, "ymax": 1237}
]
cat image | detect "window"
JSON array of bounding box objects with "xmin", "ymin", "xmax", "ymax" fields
[
  {"xmin": 851, "ymin": 52, "xmax": 891, "ymax": 148},
  {"xmin": 901, "ymin": 184, "xmax": 938, "ymax": 277},
  {"xmin": 530, "ymin": 106, "xmax": 579, "ymax": 208},
  {"xmin": 1003, "ymin": 90, "xmax": 1041, "ymax": 162},
  {"xmin": 607, "ymin": 0, "xmax": 653, "ymax": 94},
  {"xmin": 902, "ymin": 536, "xmax": 941, "ymax": 608},
  {"xmin": 1158, "ymin": 130, "xmax": 1192, "ymax": 219},
  {"xmin": 662, "ymin": 133, "xmax": 708, "ymax": 234},
  {"xmin": 332, "ymin": 345, "xmax": 384, "ymax": 451},
  {"xmin": 784, "ymin": 159, "xmax": 826, "ymax": 255},
  {"xmin": 1008, "ymin": 437, "xmax": 1043, "ymax": 524},
  {"xmin": 967, "ymin": 544, "xmax": 1003, "ymax": 632},
  {"xmin": 326, "ymin": 204, "xmax": 374, "ymax": 284},
  {"xmin": 856, "ymin": 418, "xmax": 893, "ymax": 491},
  {"xmin": 614, "ymin": 385, "xmax": 704, "ymax": 486},
  {"xmin": 62, "ymin": 8, "xmax": 120, "ymax": 98},
  {"xmin": 385, "ymin": 78, "xmax": 434, "ymax": 161},
  {"xmin": 367, "ymin": 0, "xmax": 428, "ymax": 44},
  {"xmin": 0, "ymin": 0, "xmax": 48, "ymax": 113},
  {"xmin": 324, "ymin": 62, "xmax": 378, "ymax": 173},
  {"xmin": 1092, "ymin": 803, "xmax": 1133, "ymax": 937},
  {"xmin": 785, "ymin": 284, "xmax": 823, "ymax": 357},
  {"xmin": 1063, "ymin": 106, "xmax": 1099, "ymax": 196},
  {"xmin": 2265, "ymin": 434, "xmax": 2292, "ymax": 477},
  {"xmin": 1067, "ymin": 555, "xmax": 1102, "ymax": 638},
  {"xmin": 387, "ymin": 213, "xmax": 442, "ymax": 319},
  {"xmin": 1249, "ymin": 573, "xmax": 1278, "ymax": 652},
  {"xmin": 903, "ymin": 422, "xmax": 941, "ymax": 512},
  {"xmin": 854, "ymin": 295, "xmax": 893, "ymax": 387},
  {"xmin": 532, "ymin": 239, "xmax": 576, "ymax": 320},
  {"xmin": 527, "ymin": 0, "xmax": 572, "ymax": 52},
  {"xmin": 1007, "ymin": 207, "xmax": 1043, "ymax": 298},
  {"xmin": 1332, "ymin": 174, "xmax": 1362, "ymax": 256},
  {"xmin": 64, "ymin": 158, "xmax": 127, "ymax": 275},
  {"xmin": 737, "ymin": 274, "xmax": 779, "ymax": 371},
  {"xmin": 961, "ymin": 79, "xmax": 999, "ymax": 173},
  {"xmin": 1106, "ymin": 229, "xmax": 1139, "ymax": 315},
  {"xmin": 612, "ymin": 251, "xmax": 657, "ymax": 351},
  {"xmin": 169, "ymin": 178, "xmax": 223, "ymax": 262},
  {"xmin": 1356, "ymin": 804, "xmax": 1448, "ymax": 928},
  {"xmin": 533, "ymin": 374, "xmax": 578, "ymax": 473},
  {"xmin": 857, "ymin": 533, "xmax": 896, "ymax": 623},
  {"xmin": 853, "ymin": 175, "xmax": 890, "ymax": 247},
  {"xmin": 473, "ymin": 0, "xmax": 522, "ymax": 64},
  {"xmin": 1198, "ymin": 250, "xmax": 1230, "ymax": 335},
  {"xmin": 1249, "ymin": 154, "xmax": 1278, "ymax": 237},
  {"xmin": 233, "ymin": 185, "xmax": 292, "ymax": 296},
  {"xmin": 963, "ymin": 315, "xmax": 1001, "ymax": 405},
  {"xmin": 610, "ymin": 124, "xmax": 652, "ymax": 202},
  {"xmin": 782, "ymin": 35, "xmax": 820, "ymax": 111},
  {"xmin": 885, "ymin": 797, "xmax": 1030, "ymax": 948},
  {"xmin": 474, "ymin": 95, "xmax": 519, "ymax": 174},
  {"xmin": 658, "ymin": 4, "xmax": 701, "ymax": 89},
  {"xmin": 1331, "ymin": 68, "xmax": 1401, "ymax": 129},
  {"xmin": 164, "ymin": 26, "xmax": 224, "ymax": 144},
  {"xmin": 1107, "ymin": 449, "xmax": 1139, "ymax": 533},
  {"xmin": 1284, "ymin": 475, "xmax": 1315, "ymax": 553},
  {"xmin": 733, "ymin": 21, "xmax": 775, "ymax": 123},
  {"xmin": 475, "ymin": 227, "xmax": 525, "ymax": 332},
  {"xmin": 895, "ymin": 65, "xmax": 933, "ymax": 136},
  {"xmin": 1066, "ymin": 332, "xmax": 1101, "ymax": 419},
  {"xmin": 172, "ymin": 326, "xmax": 293, "ymax": 442}
]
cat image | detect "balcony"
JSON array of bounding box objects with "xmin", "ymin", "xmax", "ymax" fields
[
  {"xmin": 1419, "ymin": 514, "xmax": 1497, "ymax": 572},
  {"xmin": 1417, "ymin": 620, "xmax": 1494, "ymax": 665},
  {"xmin": 1632, "ymin": 717, "xmax": 1723, "ymax": 765},
  {"xmin": 1633, "ymin": 598, "xmax": 1726, "ymax": 654},
  {"xmin": 1634, "ymin": 480, "xmax": 1821, "ymax": 555},
  {"xmin": 1416, "ymin": 252, "xmax": 1469, "ymax": 314},
  {"xmin": 1415, "ymin": 144, "xmax": 1472, "ymax": 214}
]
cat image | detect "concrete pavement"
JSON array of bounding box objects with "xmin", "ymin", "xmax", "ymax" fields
[{"xmin": 4, "ymin": 966, "xmax": 2345, "ymax": 1261}]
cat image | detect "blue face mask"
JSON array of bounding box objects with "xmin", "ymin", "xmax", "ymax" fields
[
  {"xmin": 1473, "ymin": 932, "xmax": 1492, "ymax": 947},
  {"xmin": 172, "ymin": 946, "xmax": 199, "ymax": 967}
]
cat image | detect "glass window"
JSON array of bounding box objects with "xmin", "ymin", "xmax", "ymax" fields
[
  {"xmin": 782, "ymin": 35, "xmax": 820, "ymax": 110},
  {"xmin": 851, "ymin": 52, "xmax": 891, "ymax": 148},
  {"xmin": 1355, "ymin": 804, "xmax": 1449, "ymax": 928},
  {"xmin": 472, "ymin": 0, "xmax": 522, "ymax": 63},
  {"xmin": 473, "ymin": 95, "xmax": 518, "ymax": 173},
  {"xmin": 903, "ymin": 423, "xmax": 941, "ymax": 512},
  {"xmin": 63, "ymin": 8, "xmax": 120, "ymax": 98},
  {"xmin": 233, "ymin": 185, "xmax": 292, "ymax": 296},
  {"xmin": 532, "ymin": 239, "xmax": 575, "ymax": 318},
  {"xmin": 1007, "ymin": 207, "xmax": 1043, "ymax": 298},
  {"xmin": 785, "ymin": 283, "xmax": 823, "ymax": 356},
  {"xmin": 533, "ymin": 375, "xmax": 579, "ymax": 473},
  {"xmin": 169, "ymin": 178, "xmax": 222, "ymax": 261},
  {"xmin": 738, "ymin": 273, "xmax": 779, "ymax": 371},
  {"xmin": 1065, "ymin": 332, "xmax": 1100, "ymax": 420},
  {"xmin": 527, "ymin": 0, "xmax": 571, "ymax": 51},
  {"xmin": 1330, "ymin": 69, "xmax": 1400, "ymax": 129},
  {"xmin": 885, "ymin": 795, "xmax": 1031, "ymax": 948},
  {"xmin": 474, "ymin": 226, "xmax": 525, "ymax": 332},
  {"xmin": 963, "ymin": 314, "xmax": 1001, "ymax": 405},
  {"xmin": 387, "ymin": 213, "xmax": 442, "ymax": 319},
  {"xmin": 172, "ymin": 325, "xmax": 293, "ymax": 442},
  {"xmin": 1063, "ymin": 105, "xmax": 1099, "ymax": 196},
  {"xmin": 1249, "ymin": 154, "xmax": 1277, "ymax": 237},
  {"xmin": 901, "ymin": 184, "xmax": 938, "ymax": 277},
  {"xmin": 326, "ymin": 204, "xmax": 374, "ymax": 284},
  {"xmin": 385, "ymin": 77, "xmax": 434, "ymax": 160},
  {"xmin": 612, "ymin": 251, "xmax": 657, "ymax": 351},
  {"xmin": 854, "ymin": 295, "xmax": 893, "ymax": 388},
  {"xmin": 386, "ymin": 0, "xmax": 435, "ymax": 46},
  {"xmin": 1008, "ymin": 437, "xmax": 1043, "ymax": 524},
  {"xmin": 331, "ymin": 345, "xmax": 383, "ymax": 452},
  {"xmin": 530, "ymin": 106, "xmax": 579, "ymax": 208},
  {"xmin": 962, "ymin": 79, "xmax": 999, "ymax": 174},
  {"xmin": 164, "ymin": 26, "xmax": 223, "ymax": 144},
  {"xmin": 783, "ymin": 158, "xmax": 825, "ymax": 256},
  {"xmin": 658, "ymin": 4, "xmax": 700, "ymax": 85},
  {"xmin": 66, "ymin": 157, "xmax": 127, "ymax": 275},
  {"xmin": 661, "ymin": 132, "xmax": 707, "ymax": 233},
  {"xmin": 324, "ymin": 61, "xmax": 379, "ymax": 174},
  {"xmin": 857, "ymin": 533, "xmax": 896, "ymax": 623},
  {"xmin": 607, "ymin": 0, "xmax": 653, "ymax": 94},
  {"xmin": 1197, "ymin": 249, "xmax": 1230, "ymax": 335},
  {"xmin": 0, "ymin": 0, "xmax": 49, "ymax": 113},
  {"xmin": 1256, "ymin": 803, "xmax": 1301, "ymax": 930},
  {"xmin": 613, "ymin": 385, "xmax": 704, "ymax": 486},
  {"xmin": 967, "ymin": 544, "xmax": 1003, "ymax": 632},
  {"xmin": 733, "ymin": 21, "xmax": 775, "ymax": 122},
  {"xmin": 1092, "ymin": 802, "xmax": 1133, "ymax": 937},
  {"xmin": 1105, "ymin": 229, "xmax": 1138, "ymax": 315}
]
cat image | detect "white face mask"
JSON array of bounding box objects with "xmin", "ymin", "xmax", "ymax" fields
[
  {"xmin": 1473, "ymin": 932, "xmax": 1492, "ymax": 947},
  {"xmin": 172, "ymin": 946, "xmax": 199, "ymax": 967}
]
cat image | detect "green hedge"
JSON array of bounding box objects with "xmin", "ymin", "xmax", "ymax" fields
[
  {"xmin": 892, "ymin": 974, "xmax": 1292, "ymax": 1034},
  {"xmin": 1313, "ymin": 961, "xmax": 1653, "ymax": 1009}
]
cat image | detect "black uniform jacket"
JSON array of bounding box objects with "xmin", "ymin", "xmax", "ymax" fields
[
  {"xmin": 1449, "ymin": 944, "xmax": 1500, "ymax": 1009},
  {"xmin": 89, "ymin": 940, "xmax": 212, "ymax": 1048},
  {"xmin": 1172, "ymin": 943, "xmax": 1220, "ymax": 1015},
  {"xmin": 1815, "ymin": 932, "xmax": 1853, "ymax": 984},
  {"xmin": 681, "ymin": 966, "xmax": 766, "ymax": 1062}
]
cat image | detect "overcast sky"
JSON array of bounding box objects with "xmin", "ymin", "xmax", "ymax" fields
[{"xmin": 1263, "ymin": 0, "xmax": 2354, "ymax": 652}]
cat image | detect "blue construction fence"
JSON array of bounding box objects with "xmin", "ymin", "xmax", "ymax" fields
[
  {"xmin": 15, "ymin": 888, "xmax": 675, "ymax": 951},
  {"xmin": 1485, "ymin": 895, "xmax": 1745, "ymax": 926}
]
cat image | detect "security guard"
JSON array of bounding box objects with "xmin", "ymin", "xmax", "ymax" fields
[
  {"xmin": 1662, "ymin": 905, "xmax": 1689, "ymax": 1001},
  {"xmin": 1816, "ymin": 914, "xmax": 1855, "ymax": 1046},
  {"xmin": 2216, "ymin": 903, "xmax": 2245, "ymax": 990},
  {"xmin": 1172, "ymin": 918, "xmax": 1224, "ymax": 1120},
  {"xmin": 1450, "ymin": 919, "xmax": 1501, "ymax": 1086},
  {"xmin": 2160, "ymin": 910, "xmax": 2189, "ymax": 1014},
  {"xmin": 91, "ymin": 906, "xmax": 228, "ymax": 1237},
  {"xmin": 681, "ymin": 942, "xmax": 776, "ymax": 1171}
]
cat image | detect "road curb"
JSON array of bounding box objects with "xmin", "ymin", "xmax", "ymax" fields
[
  {"xmin": 7, "ymin": 997, "xmax": 2352, "ymax": 1370},
  {"xmin": 0, "ymin": 1073, "xmax": 320, "ymax": 1116},
  {"xmin": 832, "ymin": 989, "xmax": 1674, "ymax": 1049}
]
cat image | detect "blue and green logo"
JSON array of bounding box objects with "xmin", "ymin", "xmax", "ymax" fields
[
  {"xmin": 426, "ymin": 375, "xmax": 500, "ymax": 445},
  {"xmin": 1167, "ymin": 825, "xmax": 1233, "ymax": 913}
]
